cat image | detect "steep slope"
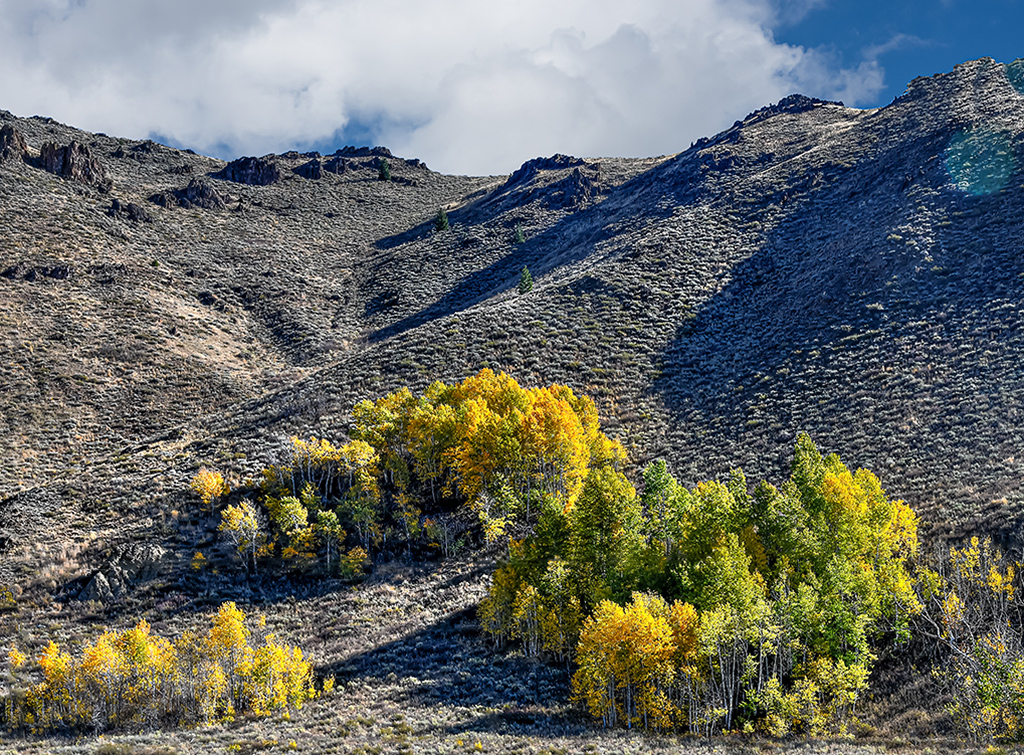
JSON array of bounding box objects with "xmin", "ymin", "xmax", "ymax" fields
[{"xmin": 3, "ymin": 57, "xmax": 1024, "ymax": 594}]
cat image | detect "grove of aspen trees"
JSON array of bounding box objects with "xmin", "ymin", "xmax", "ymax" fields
[{"xmin": 8, "ymin": 369, "xmax": 1024, "ymax": 739}]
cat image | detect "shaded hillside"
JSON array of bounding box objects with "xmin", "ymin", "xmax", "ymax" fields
[{"xmin": 3, "ymin": 57, "xmax": 1024, "ymax": 594}]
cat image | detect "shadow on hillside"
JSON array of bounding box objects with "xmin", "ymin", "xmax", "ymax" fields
[
  {"xmin": 365, "ymin": 150, "xmax": 716, "ymax": 344},
  {"xmin": 652, "ymin": 125, "xmax": 1024, "ymax": 539},
  {"xmin": 322, "ymin": 604, "xmax": 573, "ymax": 713}
]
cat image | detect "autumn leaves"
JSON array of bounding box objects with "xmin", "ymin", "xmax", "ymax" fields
[
  {"xmin": 4, "ymin": 603, "xmax": 323, "ymax": 731},
  {"xmin": 350, "ymin": 368, "xmax": 626, "ymax": 541},
  {"xmin": 17, "ymin": 369, "xmax": 1020, "ymax": 739}
]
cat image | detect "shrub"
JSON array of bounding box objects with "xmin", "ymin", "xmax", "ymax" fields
[
  {"xmin": 377, "ymin": 158, "xmax": 391, "ymax": 182},
  {"xmin": 434, "ymin": 208, "xmax": 448, "ymax": 232},
  {"xmin": 918, "ymin": 536, "xmax": 1024, "ymax": 741}
]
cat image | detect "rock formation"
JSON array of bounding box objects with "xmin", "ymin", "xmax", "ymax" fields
[
  {"xmin": 39, "ymin": 139, "xmax": 109, "ymax": 188},
  {"xmin": 108, "ymin": 197, "xmax": 152, "ymax": 223},
  {"xmin": 295, "ymin": 157, "xmax": 323, "ymax": 179},
  {"xmin": 216, "ymin": 155, "xmax": 281, "ymax": 185},
  {"xmin": 76, "ymin": 544, "xmax": 171, "ymax": 603},
  {"xmin": 0, "ymin": 123, "xmax": 27, "ymax": 163},
  {"xmin": 149, "ymin": 177, "xmax": 227, "ymax": 210}
]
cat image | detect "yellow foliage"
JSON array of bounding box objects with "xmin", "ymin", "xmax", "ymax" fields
[
  {"xmin": 190, "ymin": 468, "xmax": 229, "ymax": 509},
  {"xmin": 352, "ymin": 369, "xmax": 625, "ymax": 540},
  {"xmin": 923, "ymin": 536, "xmax": 1024, "ymax": 741},
  {"xmin": 339, "ymin": 547, "xmax": 369, "ymax": 579},
  {"xmin": 4, "ymin": 602, "xmax": 320, "ymax": 732},
  {"xmin": 572, "ymin": 593, "xmax": 677, "ymax": 730},
  {"xmin": 219, "ymin": 499, "xmax": 269, "ymax": 573}
]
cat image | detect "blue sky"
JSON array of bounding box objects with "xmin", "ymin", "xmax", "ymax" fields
[
  {"xmin": 0, "ymin": 0, "xmax": 1020, "ymax": 175},
  {"xmin": 774, "ymin": 0, "xmax": 1023, "ymax": 107}
]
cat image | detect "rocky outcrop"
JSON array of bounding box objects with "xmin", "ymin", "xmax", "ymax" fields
[
  {"xmin": 77, "ymin": 544, "xmax": 171, "ymax": 603},
  {"xmin": 477, "ymin": 155, "xmax": 597, "ymax": 212},
  {"xmin": 216, "ymin": 155, "xmax": 281, "ymax": 185},
  {"xmin": 295, "ymin": 157, "xmax": 323, "ymax": 179},
  {"xmin": 39, "ymin": 140, "xmax": 110, "ymax": 188},
  {"xmin": 108, "ymin": 198, "xmax": 152, "ymax": 223},
  {"xmin": 181, "ymin": 178, "xmax": 227, "ymax": 209},
  {"xmin": 546, "ymin": 166, "xmax": 597, "ymax": 209},
  {"xmin": 323, "ymin": 156, "xmax": 349, "ymax": 175},
  {"xmin": 149, "ymin": 178, "xmax": 227, "ymax": 210},
  {"xmin": 741, "ymin": 94, "xmax": 846, "ymax": 127},
  {"xmin": 334, "ymin": 145, "xmax": 393, "ymax": 158},
  {"xmin": 0, "ymin": 124, "xmax": 27, "ymax": 163},
  {"xmin": 504, "ymin": 154, "xmax": 585, "ymax": 189},
  {"xmin": 320, "ymin": 148, "xmax": 427, "ymax": 177}
]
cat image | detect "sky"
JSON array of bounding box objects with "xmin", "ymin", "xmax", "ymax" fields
[{"xmin": 0, "ymin": 0, "xmax": 1020, "ymax": 176}]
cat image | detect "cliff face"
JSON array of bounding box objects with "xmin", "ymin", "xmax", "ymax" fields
[{"xmin": 2, "ymin": 57, "xmax": 1024, "ymax": 589}]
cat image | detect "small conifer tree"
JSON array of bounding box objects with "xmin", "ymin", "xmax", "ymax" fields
[
  {"xmin": 435, "ymin": 207, "xmax": 449, "ymax": 233},
  {"xmin": 518, "ymin": 265, "xmax": 533, "ymax": 294},
  {"xmin": 378, "ymin": 158, "xmax": 391, "ymax": 182},
  {"xmin": 515, "ymin": 223, "xmax": 526, "ymax": 244}
]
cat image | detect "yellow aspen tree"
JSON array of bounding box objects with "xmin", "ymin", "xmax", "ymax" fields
[
  {"xmin": 191, "ymin": 468, "xmax": 229, "ymax": 510},
  {"xmin": 219, "ymin": 499, "xmax": 270, "ymax": 574},
  {"xmin": 512, "ymin": 584, "xmax": 543, "ymax": 657},
  {"xmin": 478, "ymin": 565, "xmax": 521, "ymax": 648}
]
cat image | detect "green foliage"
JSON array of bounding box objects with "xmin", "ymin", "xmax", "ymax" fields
[
  {"xmin": 518, "ymin": 265, "xmax": 533, "ymax": 294},
  {"xmin": 918, "ymin": 536, "xmax": 1024, "ymax": 741},
  {"xmin": 255, "ymin": 436, "xmax": 381, "ymax": 571},
  {"xmin": 377, "ymin": 158, "xmax": 391, "ymax": 182},
  {"xmin": 434, "ymin": 207, "xmax": 448, "ymax": 232},
  {"xmin": 484, "ymin": 433, "xmax": 920, "ymax": 734},
  {"xmin": 515, "ymin": 223, "xmax": 525, "ymax": 244},
  {"xmin": 2, "ymin": 602, "xmax": 321, "ymax": 732}
]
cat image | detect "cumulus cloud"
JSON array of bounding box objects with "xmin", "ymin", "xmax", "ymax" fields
[{"xmin": 0, "ymin": 0, "xmax": 885, "ymax": 174}]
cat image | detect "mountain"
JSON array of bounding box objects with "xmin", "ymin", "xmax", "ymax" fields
[{"xmin": 3, "ymin": 56, "xmax": 1024, "ymax": 595}]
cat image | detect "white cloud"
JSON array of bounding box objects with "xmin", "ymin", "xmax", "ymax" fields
[{"xmin": 0, "ymin": 0, "xmax": 885, "ymax": 174}]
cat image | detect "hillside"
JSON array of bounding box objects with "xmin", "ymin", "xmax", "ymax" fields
[
  {"xmin": 4, "ymin": 55, "xmax": 1024, "ymax": 579},
  {"xmin": 1, "ymin": 55, "xmax": 1024, "ymax": 751}
]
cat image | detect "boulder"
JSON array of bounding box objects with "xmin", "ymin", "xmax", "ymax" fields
[
  {"xmin": 181, "ymin": 177, "xmax": 226, "ymax": 209},
  {"xmin": 149, "ymin": 178, "xmax": 227, "ymax": 210},
  {"xmin": 216, "ymin": 155, "xmax": 281, "ymax": 185},
  {"xmin": 148, "ymin": 190, "xmax": 179, "ymax": 208},
  {"xmin": 0, "ymin": 124, "xmax": 27, "ymax": 163},
  {"xmin": 108, "ymin": 198, "xmax": 152, "ymax": 223},
  {"xmin": 77, "ymin": 544, "xmax": 170, "ymax": 603}
]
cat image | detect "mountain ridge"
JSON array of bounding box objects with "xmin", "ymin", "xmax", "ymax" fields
[{"xmin": 2, "ymin": 56, "xmax": 1024, "ymax": 596}]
